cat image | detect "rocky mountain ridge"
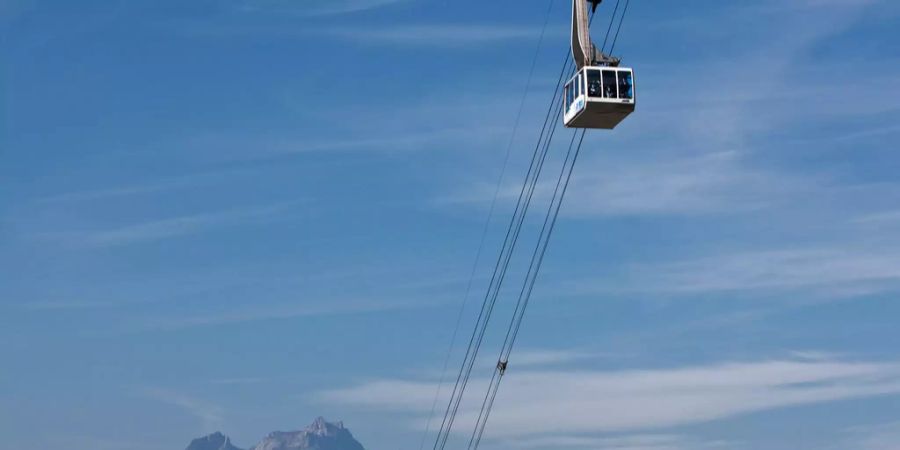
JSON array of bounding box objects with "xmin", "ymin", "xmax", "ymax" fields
[
  {"xmin": 185, "ymin": 417, "xmax": 366, "ymax": 450},
  {"xmin": 186, "ymin": 432, "xmax": 242, "ymax": 450}
]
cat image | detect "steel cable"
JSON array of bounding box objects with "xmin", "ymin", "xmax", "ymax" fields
[
  {"xmin": 433, "ymin": 3, "xmax": 616, "ymax": 449},
  {"xmin": 608, "ymin": 0, "xmax": 632, "ymax": 55},
  {"xmin": 429, "ymin": 4, "xmax": 575, "ymax": 450},
  {"xmin": 468, "ymin": 128, "xmax": 587, "ymax": 450},
  {"xmin": 601, "ymin": 0, "xmax": 622, "ymax": 53}
]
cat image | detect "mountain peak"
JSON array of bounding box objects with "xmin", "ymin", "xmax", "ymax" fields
[
  {"xmin": 186, "ymin": 418, "xmax": 365, "ymax": 450},
  {"xmin": 307, "ymin": 416, "xmax": 345, "ymax": 435},
  {"xmin": 186, "ymin": 432, "xmax": 243, "ymax": 450},
  {"xmin": 253, "ymin": 418, "xmax": 364, "ymax": 450}
]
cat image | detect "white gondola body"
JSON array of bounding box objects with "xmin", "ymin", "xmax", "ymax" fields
[{"xmin": 563, "ymin": 66, "xmax": 635, "ymax": 129}]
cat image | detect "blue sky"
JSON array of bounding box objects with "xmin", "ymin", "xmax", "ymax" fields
[{"xmin": 2, "ymin": 0, "xmax": 900, "ymax": 449}]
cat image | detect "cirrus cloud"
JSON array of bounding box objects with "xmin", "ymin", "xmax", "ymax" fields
[
  {"xmin": 317, "ymin": 357, "xmax": 900, "ymax": 437},
  {"xmin": 233, "ymin": 0, "xmax": 407, "ymax": 16}
]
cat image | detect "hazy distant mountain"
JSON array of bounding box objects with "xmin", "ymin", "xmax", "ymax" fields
[
  {"xmin": 186, "ymin": 432, "xmax": 244, "ymax": 450},
  {"xmin": 185, "ymin": 418, "xmax": 365, "ymax": 450},
  {"xmin": 252, "ymin": 417, "xmax": 365, "ymax": 450}
]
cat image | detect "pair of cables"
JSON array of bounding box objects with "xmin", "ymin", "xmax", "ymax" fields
[
  {"xmin": 432, "ymin": 46, "xmax": 576, "ymax": 450},
  {"xmin": 602, "ymin": 0, "xmax": 631, "ymax": 55},
  {"xmin": 465, "ymin": 127, "xmax": 586, "ymax": 450},
  {"xmin": 424, "ymin": 1, "xmax": 633, "ymax": 449},
  {"xmin": 437, "ymin": 46, "xmax": 584, "ymax": 450}
]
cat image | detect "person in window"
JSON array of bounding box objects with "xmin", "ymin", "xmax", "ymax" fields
[
  {"xmin": 619, "ymin": 74, "xmax": 632, "ymax": 99},
  {"xmin": 589, "ymin": 79, "xmax": 601, "ymax": 97},
  {"xmin": 604, "ymin": 83, "xmax": 615, "ymax": 99}
]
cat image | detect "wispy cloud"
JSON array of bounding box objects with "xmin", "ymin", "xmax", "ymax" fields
[
  {"xmin": 511, "ymin": 348, "xmax": 607, "ymax": 367},
  {"xmin": 855, "ymin": 210, "xmax": 900, "ymax": 226},
  {"xmin": 318, "ymin": 357, "xmax": 900, "ymax": 437},
  {"xmin": 843, "ymin": 421, "xmax": 900, "ymax": 450},
  {"xmin": 566, "ymin": 151, "xmax": 811, "ymax": 217},
  {"xmin": 171, "ymin": 125, "xmax": 509, "ymax": 165},
  {"xmin": 37, "ymin": 170, "xmax": 253, "ymax": 204},
  {"xmin": 139, "ymin": 387, "xmax": 224, "ymax": 432},
  {"xmin": 38, "ymin": 179, "xmax": 199, "ymax": 204},
  {"xmin": 319, "ymin": 24, "xmax": 562, "ymax": 46},
  {"xmin": 15, "ymin": 262, "xmax": 292, "ymax": 312},
  {"xmin": 783, "ymin": 0, "xmax": 883, "ymax": 8},
  {"xmin": 232, "ymin": 0, "xmax": 407, "ymax": 16},
  {"xmin": 210, "ymin": 377, "xmax": 269, "ymax": 385},
  {"xmin": 139, "ymin": 294, "xmax": 444, "ymax": 331},
  {"xmin": 22, "ymin": 298, "xmax": 149, "ymax": 311},
  {"xmin": 173, "ymin": 18, "xmax": 558, "ymax": 47},
  {"xmin": 441, "ymin": 150, "xmax": 816, "ymax": 217},
  {"xmin": 34, "ymin": 202, "xmax": 296, "ymax": 247},
  {"xmin": 595, "ymin": 245, "xmax": 900, "ymax": 299},
  {"xmin": 262, "ymin": 127, "xmax": 507, "ymax": 155},
  {"xmin": 492, "ymin": 433, "xmax": 730, "ymax": 450}
]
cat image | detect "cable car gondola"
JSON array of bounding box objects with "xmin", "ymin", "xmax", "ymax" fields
[
  {"xmin": 564, "ymin": 66, "xmax": 634, "ymax": 129},
  {"xmin": 564, "ymin": 0, "xmax": 635, "ymax": 130}
]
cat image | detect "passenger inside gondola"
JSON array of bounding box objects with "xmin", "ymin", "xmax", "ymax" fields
[
  {"xmin": 619, "ymin": 71, "xmax": 633, "ymax": 99},
  {"xmin": 602, "ymin": 70, "xmax": 617, "ymax": 99},
  {"xmin": 588, "ymin": 70, "xmax": 602, "ymax": 97}
]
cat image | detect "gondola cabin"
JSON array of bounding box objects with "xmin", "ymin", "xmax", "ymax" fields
[{"xmin": 563, "ymin": 66, "xmax": 635, "ymax": 129}]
